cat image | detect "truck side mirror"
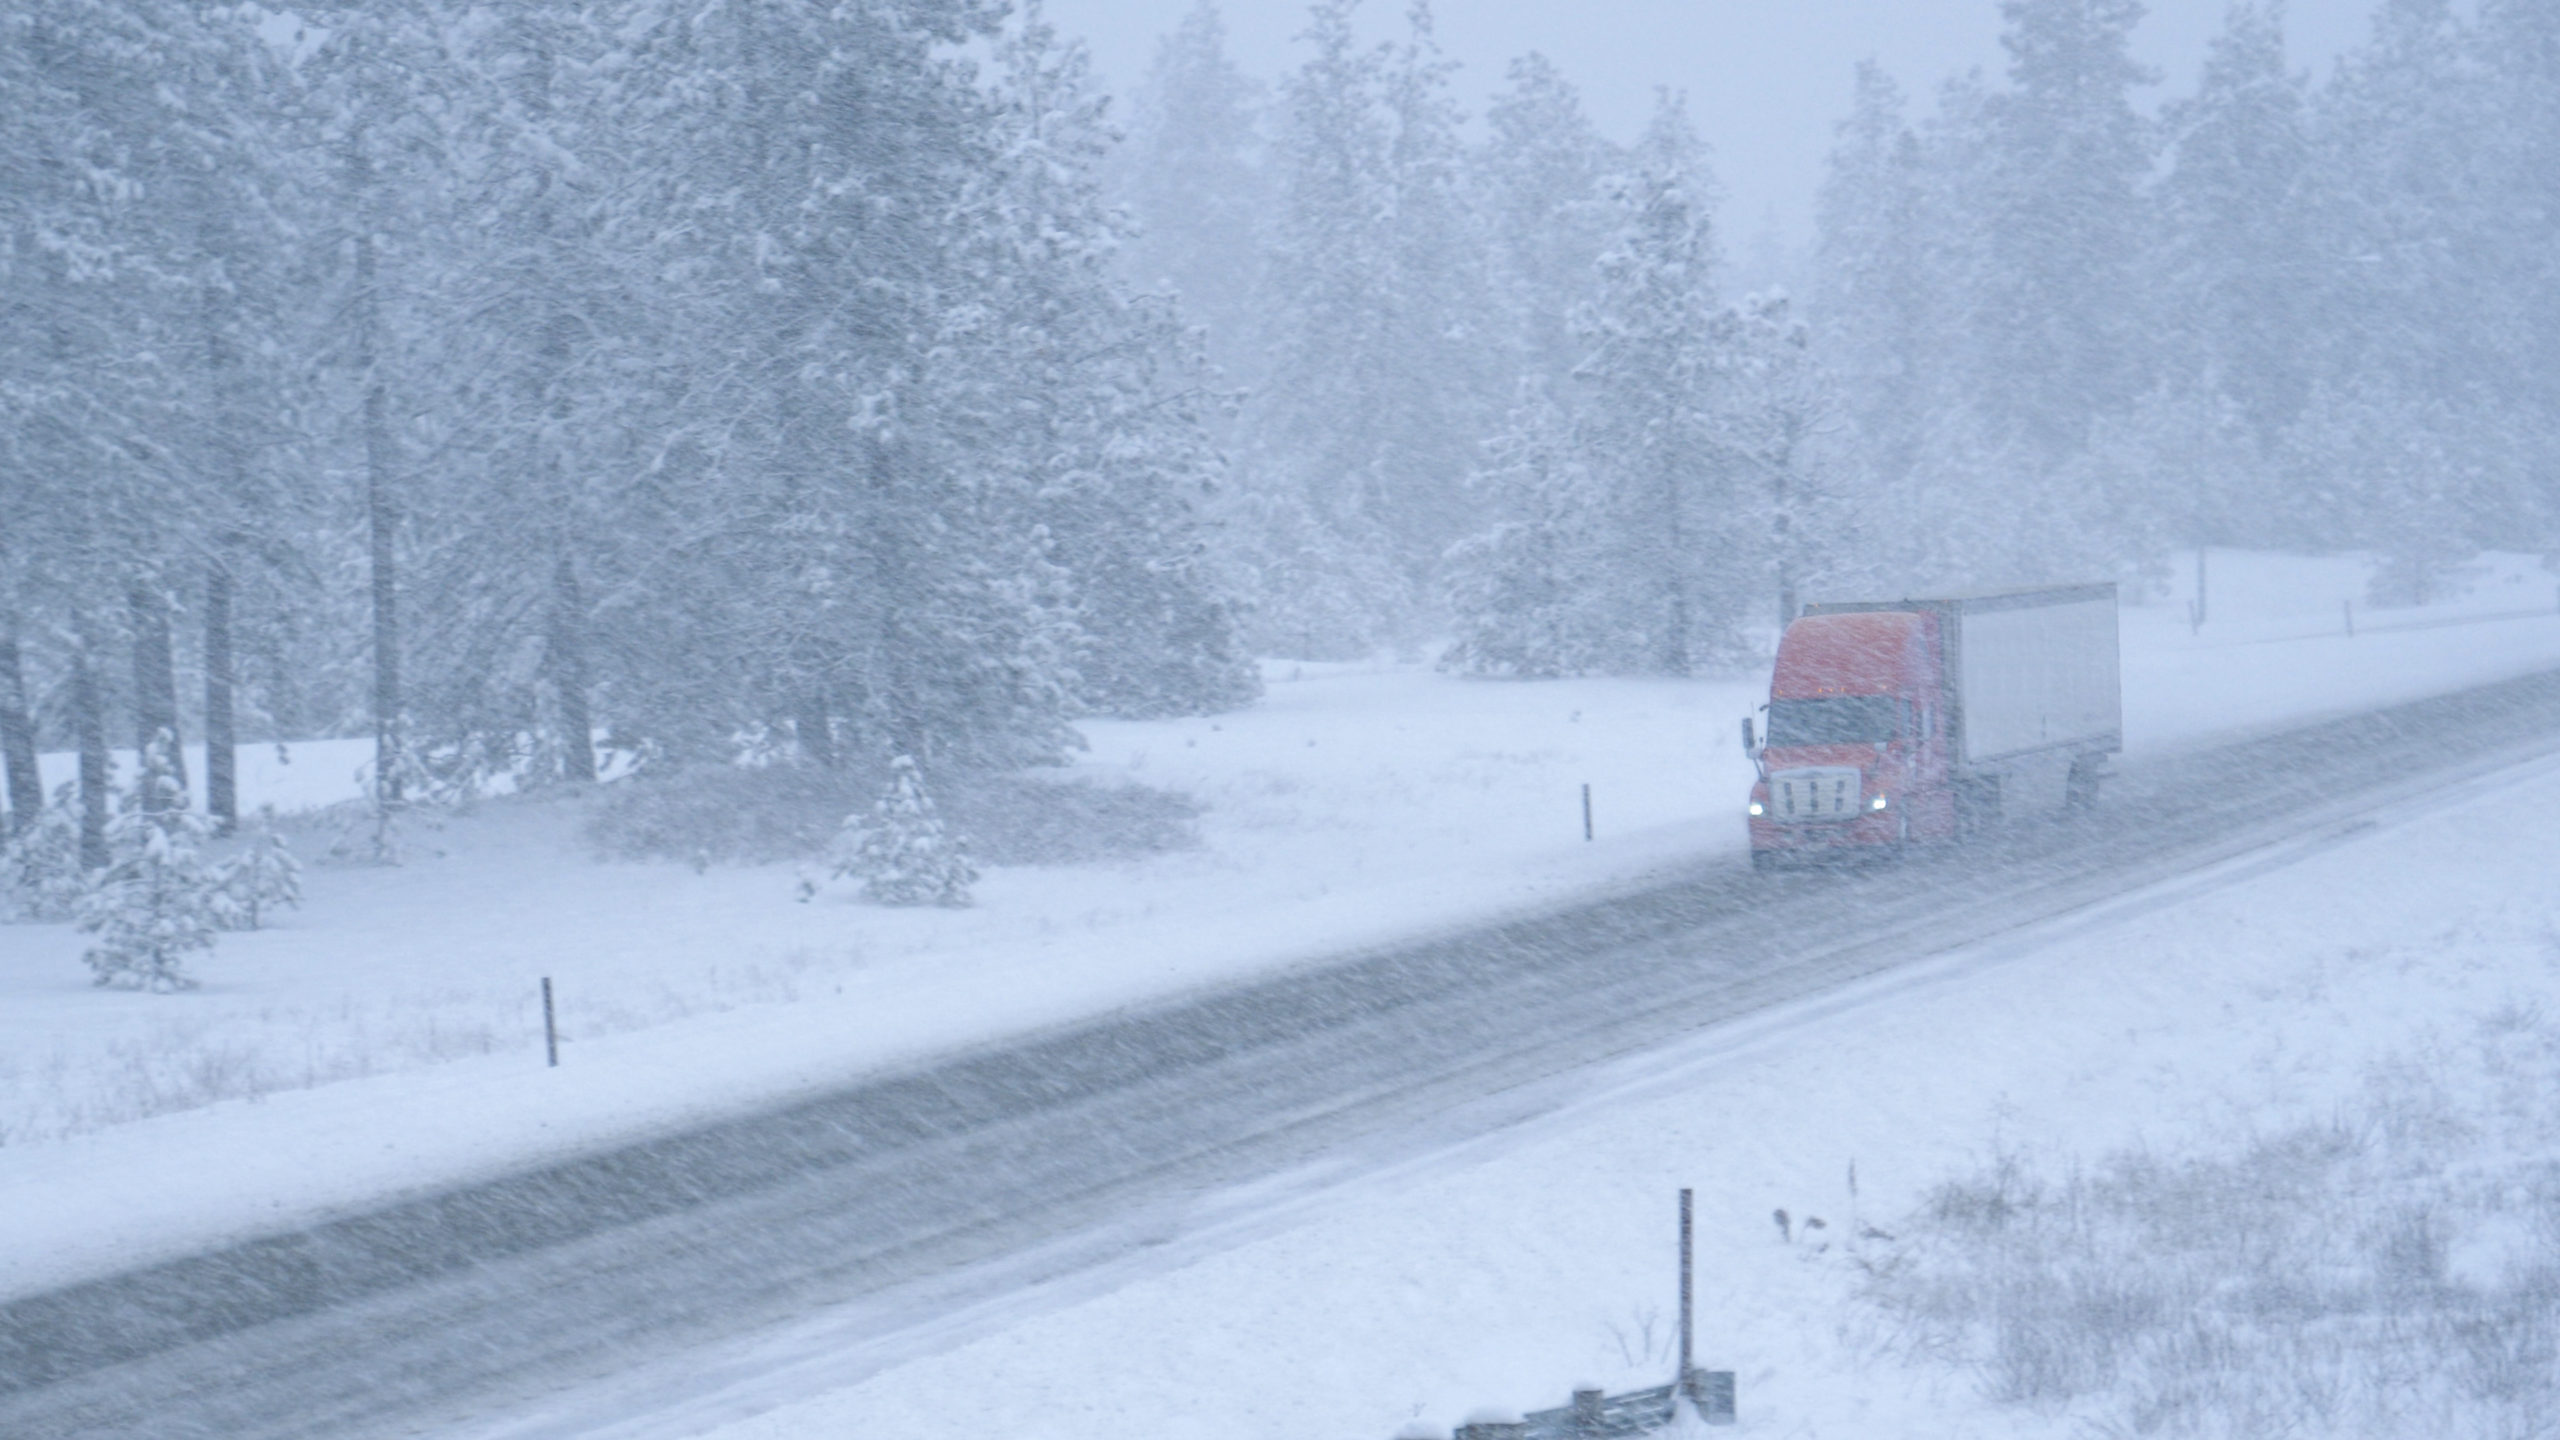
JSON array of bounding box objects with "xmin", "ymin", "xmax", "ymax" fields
[{"xmin": 1741, "ymin": 716, "xmax": 1756, "ymax": 754}]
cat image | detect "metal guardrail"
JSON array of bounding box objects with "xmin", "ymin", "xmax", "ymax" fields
[
  {"xmin": 1434, "ymin": 1367, "xmax": 1734, "ymax": 1439},
  {"xmin": 1520, "ymin": 1380, "xmax": 1676, "ymax": 1437}
]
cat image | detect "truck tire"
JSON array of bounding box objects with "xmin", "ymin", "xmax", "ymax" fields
[
  {"xmin": 2066, "ymin": 756, "xmax": 2105, "ymax": 812},
  {"xmin": 1750, "ymin": 849, "xmax": 1776, "ymax": 873},
  {"xmin": 1955, "ymin": 776, "xmax": 2001, "ymax": 838}
]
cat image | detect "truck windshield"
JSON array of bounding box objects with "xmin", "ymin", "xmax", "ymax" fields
[{"xmin": 1766, "ymin": 696, "xmax": 1903, "ymax": 746}]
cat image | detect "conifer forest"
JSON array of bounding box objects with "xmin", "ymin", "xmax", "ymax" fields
[{"xmin": 0, "ymin": 0, "xmax": 2553, "ymax": 824}]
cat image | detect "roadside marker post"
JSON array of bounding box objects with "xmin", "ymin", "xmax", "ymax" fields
[
  {"xmin": 1678, "ymin": 1187, "xmax": 1692, "ymax": 1378},
  {"xmin": 1678, "ymin": 1186, "xmax": 1738, "ymax": 1426},
  {"xmin": 542, "ymin": 977, "xmax": 559, "ymax": 1068}
]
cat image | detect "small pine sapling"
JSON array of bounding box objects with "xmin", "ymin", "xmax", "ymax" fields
[
  {"xmin": 337, "ymin": 718, "xmax": 447, "ymax": 865},
  {"xmin": 213, "ymin": 812, "xmax": 303, "ymax": 930},
  {"xmin": 2, "ymin": 784, "xmax": 88, "ymax": 921},
  {"xmin": 829, "ymin": 755, "xmax": 979, "ymax": 907},
  {"xmin": 77, "ymin": 733, "xmax": 218, "ymax": 991}
]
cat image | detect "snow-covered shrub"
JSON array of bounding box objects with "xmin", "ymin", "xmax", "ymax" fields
[
  {"xmin": 588, "ymin": 762, "xmax": 871, "ymax": 864},
  {"xmin": 1862, "ymin": 1005, "xmax": 2560, "ymax": 1439},
  {"xmin": 332, "ymin": 718, "xmax": 480, "ymax": 865},
  {"xmin": 588, "ymin": 761, "xmax": 1197, "ymax": 869},
  {"xmin": 829, "ymin": 756, "xmax": 978, "ymax": 907},
  {"xmin": 2, "ymin": 785, "xmax": 88, "ymax": 921},
  {"xmin": 213, "ymin": 817, "xmax": 302, "ymax": 930},
  {"xmin": 77, "ymin": 736, "xmax": 218, "ymax": 991}
]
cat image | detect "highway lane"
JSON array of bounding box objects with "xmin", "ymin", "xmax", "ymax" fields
[{"xmin": 7, "ymin": 668, "xmax": 2560, "ymax": 1439}]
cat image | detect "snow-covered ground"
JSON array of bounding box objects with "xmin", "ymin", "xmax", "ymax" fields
[
  {"xmin": 5, "ymin": 549, "xmax": 2560, "ymax": 1308},
  {"xmin": 481, "ymin": 691, "xmax": 2560, "ymax": 1440}
]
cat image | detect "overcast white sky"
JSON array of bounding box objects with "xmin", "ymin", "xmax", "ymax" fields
[{"xmin": 1043, "ymin": 0, "xmax": 2386, "ymax": 245}]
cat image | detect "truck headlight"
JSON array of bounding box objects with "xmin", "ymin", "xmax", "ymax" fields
[
  {"xmin": 1748, "ymin": 801, "xmax": 1764, "ymax": 816},
  {"xmin": 1870, "ymin": 794, "xmax": 1889, "ymax": 811}
]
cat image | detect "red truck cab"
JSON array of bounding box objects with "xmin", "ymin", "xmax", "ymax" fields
[
  {"xmin": 1745, "ymin": 584, "xmax": 2122, "ymax": 869},
  {"xmin": 1745, "ymin": 609, "xmax": 1955, "ymax": 864}
]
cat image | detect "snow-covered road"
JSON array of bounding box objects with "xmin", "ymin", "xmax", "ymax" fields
[{"xmin": 10, "ymin": 666, "xmax": 2560, "ymax": 1440}]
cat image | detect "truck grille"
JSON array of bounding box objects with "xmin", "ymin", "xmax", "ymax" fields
[{"xmin": 1769, "ymin": 767, "xmax": 1864, "ymax": 821}]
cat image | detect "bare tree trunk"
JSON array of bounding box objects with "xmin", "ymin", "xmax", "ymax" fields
[
  {"xmin": 1661, "ymin": 461, "xmax": 1690, "ymax": 677},
  {"xmin": 1772, "ymin": 412, "xmax": 1801, "ymax": 630},
  {"xmin": 205, "ymin": 563, "xmax": 237, "ymax": 832},
  {"xmin": 0, "ymin": 632, "xmax": 40, "ymax": 833},
  {"xmin": 357, "ymin": 225, "xmax": 402, "ymax": 806},
  {"xmin": 796, "ymin": 690, "xmax": 836, "ymax": 769},
  {"xmin": 72, "ymin": 650, "xmax": 108, "ymax": 870},
  {"xmin": 867, "ymin": 434, "xmax": 924, "ymax": 765},
  {"xmin": 129, "ymin": 584, "xmax": 184, "ymax": 807},
  {"xmin": 199, "ymin": 194, "xmax": 245, "ymax": 836},
  {"xmin": 549, "ymin": 556, "xmax": 597, "ymax": 782},
  {"xmin": 1773, "ymin": 484, "xmax": 1796, "ymax": 630}
]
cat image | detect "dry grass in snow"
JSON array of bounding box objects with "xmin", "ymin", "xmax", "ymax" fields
[{"xmin": 1861, "ymin": 967, "xmax": 2560, "ymax": 1440}]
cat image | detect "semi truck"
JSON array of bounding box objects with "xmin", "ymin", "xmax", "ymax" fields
[{"xmin": 1743, "ymin": 583, "xmax": 2121, "ymax": 867}]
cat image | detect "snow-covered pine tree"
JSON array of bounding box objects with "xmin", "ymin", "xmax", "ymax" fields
[
  {"xmin": 2, "ymin": 784, "xmax": 87, "ymax": 922},
  {"xmin": 1368, "ymin": 2, "xmax": 1502, "ymax": 568},
  {"xmin": 967, "ymin": 4, "xmax": 1258, "ymax": 721},
  {"xmin": 77, "ymin": 733, "xmax": 217, "ymax": 991},
  {"xmin": 0, "ymin": 4, "xmax": 207, "ymax": 850},
  {"xmin": 1440, "ymin": 380, "xmax": 1610, "ymax": 677},
  {"xmin": 102, "ymin": 2, "xmax": 308, "ymax": 837},
  {"xmin": 1238, "ymin": 0, "xmax": 1496, "ymax": 654},
  {"xmin": 1570, "ymin": 94, "xmax": 1749, "ymax": 674},
  {"xmin": 1115, "ymin": 1, "xmax": 1270, "ymax": 394},
  {"xmin": 397, "ymin": 1, "xmax": 670, "ymax": 790},
  {"xmin": 2472, "ymin": 0, "xmax": 2560, "ymax": 484},
  {"xmin": 302, "ymin": 2, "xmax": 471, "ymax": 826},
  {"xmin": 2293, "ymin": 0, "xmax": 2514, "ymax": 592},
  {"xmin": 1235, "ymin": 0, "xmax": 1406, "ymax": 658},
  {"xmin": 2140, "ymin": 0, "xmax": 2318, "ymax": 553},
  {"xmin": 1974, "ymin": 0, "xmax": 2157, "ymax": 464},
  {"xmin": 830, "ymin": 756, "xmax": 978, "ymax": 907},
  {"xmin": 213, "ymin": 816, "xmax": 301, "ymax": 931},
  {"xmin": 603, "ymin": 0, "xmax": 1092, "ymax": 775},
  {"xmin": 1476, "ymin": 52, "xmax": 1618, "ymax": 388},
  {"xmin": 1907, "ymin": 70, "xmax": 2111, "ymax": 593},
  {"xmin": 2283, "ymin": 376, "xmax": 2480, "ymax": 606},
  {"xmin": 1810, "ymin": 62, "xmax": 1930, "ymax": 506},
  {"xmin": 2155, "ymin": 2, "xmax": 2314, "ymax": 449},
  {"xmin": 1717, "ymin": 291, "xmax": 1841, "ymax": 630}
]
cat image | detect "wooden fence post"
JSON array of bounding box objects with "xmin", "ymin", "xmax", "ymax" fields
[{"xmin": 1570, "ymin": 1386, "xmax": 1604, "ymax": 1438}]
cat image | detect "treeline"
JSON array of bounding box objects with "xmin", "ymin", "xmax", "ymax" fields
[
  {"xmin": 1118, "ymin": 0, "xmax": 2560, "ymax": 673},
  {"xmin": 0, "ymin": 0, "xmax": 1256, "ymax": 850},
  {"xmin": 6, "ymin": 0, "xmax": 2554, "ymax": 855}
]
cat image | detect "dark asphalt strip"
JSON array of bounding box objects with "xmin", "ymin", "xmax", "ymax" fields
[{"xmin": 6, "ymin": 669, "xmax": 2560, "ymax": 1439}]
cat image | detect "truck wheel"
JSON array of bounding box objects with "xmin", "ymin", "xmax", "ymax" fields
[
  {"xmin": 1750, "ymin": 850, "xmax": 1776, "ymax": 874},
  {"xmin": 1955, "ymin": 777, "xmax": 2001, "ymax": 838},
  {"xmin": 2066, "ymin": 757, "xmax": 2105, "ymax": 812}
]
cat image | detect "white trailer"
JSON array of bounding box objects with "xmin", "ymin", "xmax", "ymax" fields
[{"xmin": 1801, "ymin": 583, "xmax": 2122, "ymax": 823}]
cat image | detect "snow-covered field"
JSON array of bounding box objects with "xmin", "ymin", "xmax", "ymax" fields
[
  {"xmin": 5, "ymin": 549, "xmax": 2560, "ymax": 1313},
  {"xmin": 491, "ymin": 690, "xmax": 2560, "ymax": 1440}
]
